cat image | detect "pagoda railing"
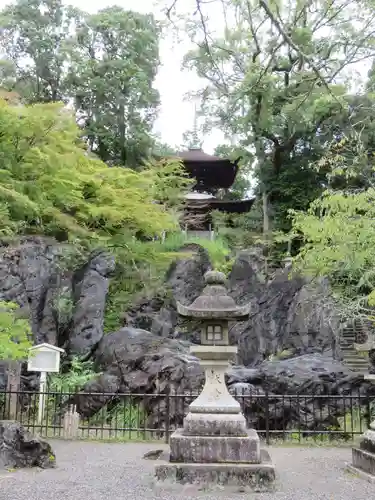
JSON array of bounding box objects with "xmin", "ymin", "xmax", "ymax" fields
[{"xmin": 183, "ymin": 228, "xmax": 215, "ymax": 241}]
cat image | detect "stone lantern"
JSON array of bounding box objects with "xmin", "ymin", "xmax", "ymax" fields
[{"xmin": 155, "ymin": 270, "xmax": 275, "ymax": 491}]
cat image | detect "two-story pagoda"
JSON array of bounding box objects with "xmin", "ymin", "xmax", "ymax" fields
[{"xmin": 174, "ymin": 148, "xmax": 255, "ymax": 238}]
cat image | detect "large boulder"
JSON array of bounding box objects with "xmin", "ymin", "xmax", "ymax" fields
[
  {"xmin": 0, "ymin": 421, "xmax": 56, "ymax": 469},
  {"xmin": 228, "ymin": 251, "xmax": 341, "ymax": 366},
  {"xmin": 61, "ymin": 327, "xmax": 203, "ymax": 431},
  {"xmin": 67, "ymin": 250, "xmax": 115, "ymax": 356},
  {"xmin": 227, "ymin": 354, "xmax": 373, "ymax": 435},
  {"xmin": 0, "ymin": 236, "xmax": 62, "ymax": 346}
]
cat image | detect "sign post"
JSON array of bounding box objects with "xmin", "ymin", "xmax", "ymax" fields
[{"xmin": 27, "ymin": 343, "xmax": 65, "ymax": 426}]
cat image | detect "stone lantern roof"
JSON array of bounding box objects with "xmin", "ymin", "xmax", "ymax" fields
[{"xmin": 176, "ymin": 270, "xmax": 250, "ymax": 320}]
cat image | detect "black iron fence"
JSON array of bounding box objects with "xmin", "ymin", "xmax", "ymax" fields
[{"xmin": 1, "ymin": 387, "xmax": 373, "ymax": 444}]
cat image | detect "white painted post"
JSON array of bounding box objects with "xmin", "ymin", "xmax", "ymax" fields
[{"xmin": 37, "ymin": 371, "xmax": 47, "ymax": 425}]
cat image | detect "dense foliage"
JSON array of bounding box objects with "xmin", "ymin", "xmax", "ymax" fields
[
  {"xmin": 0, "ymin": 98, "xmax": 184, "ymax": 242},
  {"xmin": 0, "ymin": 97, "xmax": 194, "ymax": 332},
  {"xmin": 291, "ymin": 136, "xmax": 375, "ymax": 315},
  {"xmin": 0, "ymin": 0, "xmax": 160, "ymax": 168},
  {"xmin": 170, "ymin": 0, "xmax": 375, "ymax": 235},
  {"xmin": 0, "ymin": 301, "xmax": 32, "ymax": 360}
]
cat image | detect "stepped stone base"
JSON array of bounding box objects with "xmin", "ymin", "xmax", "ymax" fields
[
  {"xmin": 348, "ymin": 429, "xmax": 375, "ymax": 480},
  {"xmin": 183, "ymin": 412, "xmax": 248, "ymax": 436},
  {"xmin": 169, "ymin": 428, "xmax": 260, "ymax": 463},
  {"xmin": 155, "ymin": 449, "xmax": 276, "ymax": 492}
]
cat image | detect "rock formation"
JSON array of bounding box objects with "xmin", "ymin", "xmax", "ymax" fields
[
  {"xmin": 124, "ymin": 247, "xmax": 342, "ymax": 366},
  {"xmin": 57, "ymin": 327, "xmax": 372, "ymax": 437},
  {"xmin": 0, "ymin": 236, "xmax": 114, "ymax": 391},
  {"xmin": 60, "ymin": 327, "xmax": 203, "ymax": 432},
  {"xmin": 228, "ymin": 251, "xmax": 341, "ymax": 366},
  {"xmin": 124, "ymin": 243, "xmax": 210, "ymax": 341},
  {"xmin": 0, "ymin": 236, "xmax": 114, "ymax": 354},
  {"xmin": 0, "ymin": 420, "xmax": 55, "ymax": 469}
]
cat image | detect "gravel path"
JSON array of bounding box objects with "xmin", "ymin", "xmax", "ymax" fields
[{"xmin": 0, "ymin": 441, "xmax": 373, "ymax": 500}]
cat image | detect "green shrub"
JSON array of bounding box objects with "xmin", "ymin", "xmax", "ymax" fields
[{"xmin": 0, "ymin": 301, "xmax": 32, "ymax": 361}]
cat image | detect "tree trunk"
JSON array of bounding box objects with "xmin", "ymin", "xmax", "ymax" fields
[{"xmin": 262, "ymin": 190, "xmax": 270, "ymax": 237}]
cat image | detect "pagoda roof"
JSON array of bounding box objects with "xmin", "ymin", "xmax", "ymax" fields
[
  {"xmin": 172, "ymin": 148, "xmax": 240, "ymax": 189},
  {"xmin": 175, "ymin": 148, "xmax": 237, "ymax": 163}
]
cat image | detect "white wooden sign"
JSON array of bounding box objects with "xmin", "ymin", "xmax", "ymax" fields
[
  {"xmin": 28, "ymin": 343, "xmax": 65, "ymax": 373},
  {"xmin": 27, "ymin": 343, "xmax": 65, "ymax": 425}
]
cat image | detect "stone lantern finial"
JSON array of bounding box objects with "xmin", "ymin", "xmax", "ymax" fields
[{"xmin": 204, "ymin": 270, "xmax": 226, "ymax": 284}]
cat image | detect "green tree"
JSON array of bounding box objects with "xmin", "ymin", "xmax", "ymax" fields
[
  {"xmin": 214, "ymin": 143, "xmax": 253, "ymax": 201},
  {"xmin": 181, "ymin": 128, "xmax": 203, "ymax": 150},
  {"xmin": 0, "ymin": 301, "xmax": 32, "ymax": 360},
  {"xmin": 0, "ymin": 0, "xmax": 81, "ymax": 103},
  {"xmin": 67, "ymin": 6, "xmax": 160, "ymax": 168},
  {"xmin": 0, "ymin": 97, "xmax": 183, "ymax": 246},
  {"xmin": 152, "ymin": 140, "xmax": 177, "ymax": 157},
  {"xmin": 0, "ymin": 1, "xmax": 161, "ymax": 168},
  {"xmin": 291, "ymin": 134, "xmax": 375, "ymax": 314},
  {"xmin": 177, "ymin": 0, "xmax": 375, "ymax": 235}
]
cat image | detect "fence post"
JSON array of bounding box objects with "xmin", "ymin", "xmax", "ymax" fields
[
  {"xmin": 265, "ymin": 388, "xmax": 270, "ymax": 446},
  {"xmin": 63, "ymin": 405, "xmax": 80, "ymax": 440},
  {"xmin": 165, "ymin": 388, "xmax": 170, "ymax": 444}
]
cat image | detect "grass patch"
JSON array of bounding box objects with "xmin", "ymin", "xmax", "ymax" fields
[{"xmin": 159, "ymin": 232, "xmax": 232, "ymax": 273}]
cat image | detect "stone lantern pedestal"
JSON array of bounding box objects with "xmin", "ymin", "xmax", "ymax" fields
[
  {"xmin": 348, "ymin": 376, "xmax": 375, "ymax": 482},
  {"xmin": 154, "ymin": 271, "xmax": 275, "ymax": 491},
  {"xmin": 347, "ymin": 340, "xmax": 375, "ymax": 481}
]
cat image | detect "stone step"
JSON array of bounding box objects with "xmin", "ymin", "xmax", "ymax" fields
[
  {"xmin": 346, "ymin": 365, "xmax": 367, "ymax": 371},
  {"xmin": 344, "ymin": 357, "xmax": 368, "ymax": 364},
  {"xmin": 340, "ymin": 331, "xmax": 369, "ymax": 373},
  {"xmin": 345, "ymin": 366, "xmax": 367, "ymax": 373},
  {"xmin": 169, "ymin": 429, "xmax": 260, "ymax": 464},
  {"xmin": 345, "ymin": 363, "xmax": 368, "ymax": 372},
  {"xmin": 352, "ymin": 447, "xmax": 375, "ymax": 477}
]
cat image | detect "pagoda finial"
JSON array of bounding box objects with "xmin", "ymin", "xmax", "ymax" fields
[
  {"xmin": 192, "ymin": 103, "xmax": 200, "ymax": 149},
  {"xmin": 182, "ymin": 102, "xmax": 203, "ymax": 150}
]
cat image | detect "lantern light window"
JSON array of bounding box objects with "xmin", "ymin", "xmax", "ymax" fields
[{"xmin": 206, "ymin": 324, "xmax": 223, "ymax": 342}]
